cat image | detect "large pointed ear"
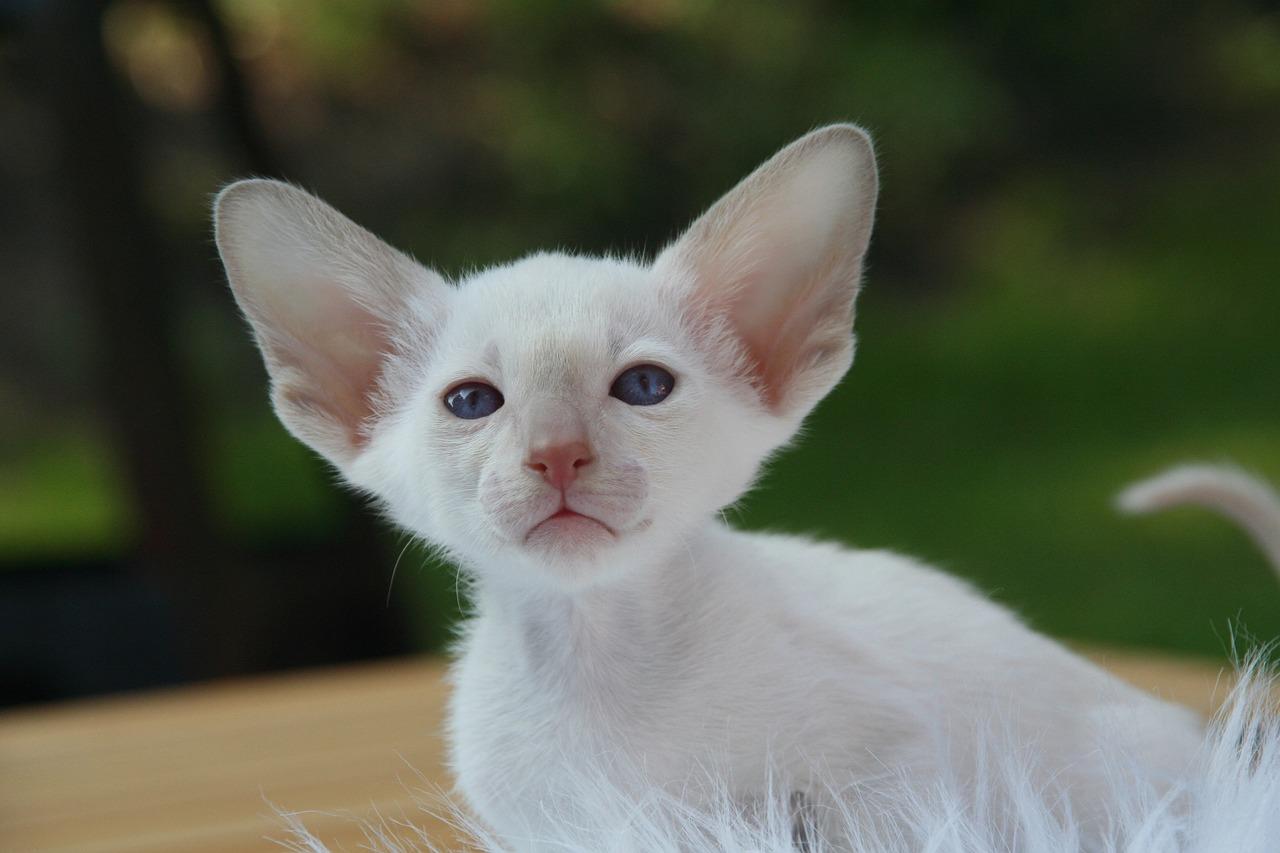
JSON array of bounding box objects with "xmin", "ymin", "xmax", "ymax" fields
[
  {"xmin": 654, "ymin": 125, "xmax": 878, "ymax": 419},
  {"xmin": 213, "ymin": 179, "xmax": 447, "ymax": 470}
]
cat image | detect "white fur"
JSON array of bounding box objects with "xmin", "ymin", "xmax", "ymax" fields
[{"xmin": 214, "ymin": 126, "xmax": 1280, "ymax": 851}]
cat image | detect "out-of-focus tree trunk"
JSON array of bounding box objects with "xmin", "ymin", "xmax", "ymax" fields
[
  {"xmin": 27, "ymin": 0, "xmax": 410, "ymax": 686},
  {"xmin": 184, "ymin": 0, "xmax": 282, "ymax": 178},
  {"xmin": 31, "ymin": 0, "xmax": 221, "ymax": 672}
]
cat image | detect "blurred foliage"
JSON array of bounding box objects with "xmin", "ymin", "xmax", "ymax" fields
[{"xmin": 2, "ymin": 0, "xmax": 1278, "ymax": 661}]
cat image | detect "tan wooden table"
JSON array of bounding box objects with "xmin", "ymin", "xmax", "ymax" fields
[{"xmin": 0, "ymin": 650, "xmax": 1233, "ymax": 852}]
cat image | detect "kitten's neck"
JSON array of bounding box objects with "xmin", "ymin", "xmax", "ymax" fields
[{"xmin": 470, "ymin": 524, "xmax": 717, "ymax": 683}]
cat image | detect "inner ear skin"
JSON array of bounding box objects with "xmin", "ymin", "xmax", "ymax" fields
[
  {"xmin": 723, "ymin": 272, "xmax": 857, "ymax": 412},
  {"xmin": 763, "ymin": 270, "xmax": 859, "ymax": 411},
  {"xmin": 262, "ymin": 309, "xmax": 394, "ymax": 452}
]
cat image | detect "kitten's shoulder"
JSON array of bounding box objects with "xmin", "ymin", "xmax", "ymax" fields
[{"xmin": 700, "ymin": 521, "xmax": 1011, "ymax": 627}]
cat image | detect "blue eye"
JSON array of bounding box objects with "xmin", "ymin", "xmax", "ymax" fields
[
  {"xmin": 445, "ymin": 382, "xmax": 504, "ymax": 419},
  {"xmin": 610, "ymin": 364, "xmax": 675, "ymax": 406}
]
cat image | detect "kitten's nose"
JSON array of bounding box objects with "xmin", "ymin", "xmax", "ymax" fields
[{"xmin": 526, "ymin": 441, "xmax": 594, "ymax": 491}]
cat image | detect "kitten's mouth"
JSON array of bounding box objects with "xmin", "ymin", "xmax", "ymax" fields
[{"xmin": 525, "ymin": 505, "xmax": 616, "ymax": 544}]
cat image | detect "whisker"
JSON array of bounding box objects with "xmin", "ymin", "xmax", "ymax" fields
[{"xmin": 386, "ymin": 537, "xmax": 415, "ymax": 608}]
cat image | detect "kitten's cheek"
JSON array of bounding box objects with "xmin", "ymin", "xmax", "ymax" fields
[{"xmin": 476, "ymin": 470, "xmax": 550, "ymax": 542}]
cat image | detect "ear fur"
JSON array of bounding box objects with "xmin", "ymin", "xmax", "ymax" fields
[
  {"xmin": 655, "ymin": 125, "xmax": 878, "ymax": 419},
  {"xmin": 213, "ymin": 179, "xmax": 447, "ymax": 470}
]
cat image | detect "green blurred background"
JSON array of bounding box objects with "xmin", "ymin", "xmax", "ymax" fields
[{"xmin": 1, "ymin": 0, "xmax": 1277, "ymax": 705}]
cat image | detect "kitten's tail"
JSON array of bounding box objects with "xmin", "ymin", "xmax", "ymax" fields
[{"xmin": 1117, "ymin": 464, "xmax": 1280, "ymax": 577}]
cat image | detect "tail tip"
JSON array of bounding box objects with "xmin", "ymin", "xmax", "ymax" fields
[
  {"xmin": 1114, "ymin": 483, "xmax": 1155, "ymax": 515},
  {"xmin": 1113, "ymin": 465, "xmax": 1213, "ymax": 516}
]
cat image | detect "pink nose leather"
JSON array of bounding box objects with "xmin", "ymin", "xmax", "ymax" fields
[{"xmin": 526, "ymin": 441, "xmax": 593, "ymax": 491}]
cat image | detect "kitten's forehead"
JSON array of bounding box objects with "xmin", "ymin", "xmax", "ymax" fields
[{"xmin": 444, "ymin": 252, "xmax": 663, "ymax": 379}]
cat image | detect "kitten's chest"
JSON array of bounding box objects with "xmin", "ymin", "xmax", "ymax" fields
[{"xmin": 447, "ymin": 626, "xmax": 694, "ymax": 809}]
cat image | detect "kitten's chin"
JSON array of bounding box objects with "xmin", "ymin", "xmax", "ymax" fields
[{"xmin": 514, "ymin": 511, "xmax": 635, "ymax": 587}]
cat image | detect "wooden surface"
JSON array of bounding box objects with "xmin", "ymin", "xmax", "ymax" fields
[
  {"xmin": 0, "ymin": 658, "xmax": 457, "ymax": 852},
  {"xmin": 0, "ymin": 650, "xmax": 1235, "ymax": 852}
]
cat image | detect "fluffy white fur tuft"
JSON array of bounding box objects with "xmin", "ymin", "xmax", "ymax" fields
[{"xmin": 274, "ymin": 653, "xmax": 1280, "ymax": 852}]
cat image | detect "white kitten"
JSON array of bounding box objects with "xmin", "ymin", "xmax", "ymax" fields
[{"xmin": 214, "ymin": 126, "xmax": 1279, "ymax": 849}]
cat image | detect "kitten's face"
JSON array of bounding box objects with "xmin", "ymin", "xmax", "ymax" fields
[
  {"xmin": 360, "ymin": 254, "xmax": 773, "ymax": 586},
  {"xmin": 215, "ymin": 124, "xmax": 877, "ymax": 590}
]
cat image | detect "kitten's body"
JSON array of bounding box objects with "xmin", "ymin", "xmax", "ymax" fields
[
  {"xmin": 450, "ymin": 518, "xmax": 1202, "ymax": 844},
  {"xmin": 214, "ymin": 125, "xmax": 1276, "ymax": 850}
]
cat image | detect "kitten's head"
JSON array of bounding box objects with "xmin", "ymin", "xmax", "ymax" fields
[{"xmin": 214, "ymin": 125, "xmax": 877, "ymax": 588}]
